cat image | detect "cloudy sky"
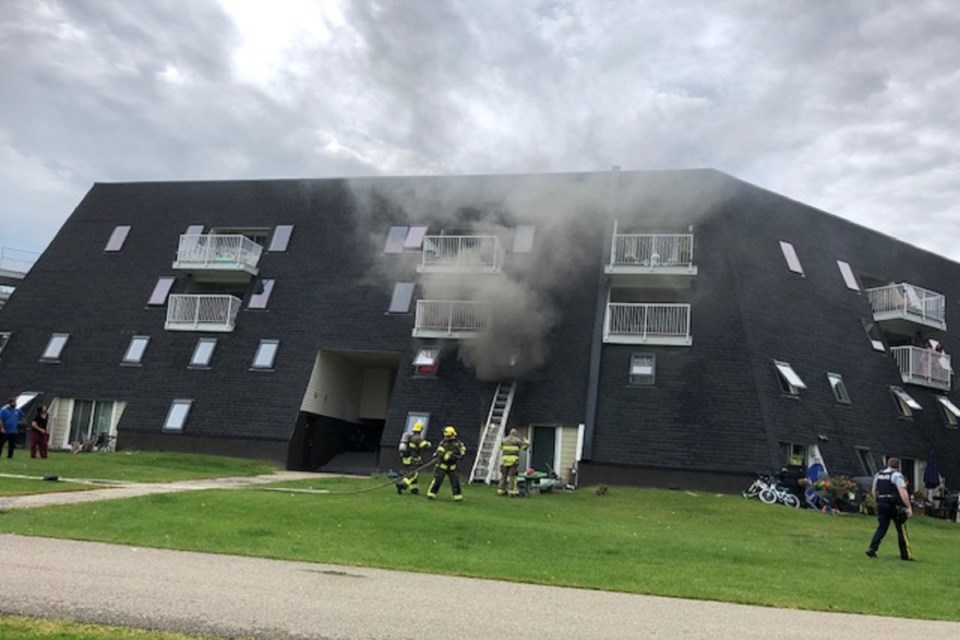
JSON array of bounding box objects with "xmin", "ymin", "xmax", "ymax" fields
[{"xmin": 1, "ymin": 0, "xmax": 958, "ymax": 263}]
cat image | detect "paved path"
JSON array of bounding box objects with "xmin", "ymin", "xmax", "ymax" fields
[{"xmin": 2, "ymin": 475, "xmax": 959, "ymax": 639}]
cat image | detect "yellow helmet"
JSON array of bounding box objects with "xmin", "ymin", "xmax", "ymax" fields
[
  {"xmin": 443, "ymin": 425, "xmax": 457, "ymax": 438},
  {"xmin": 412, "ymin": 422, "xmax": 424, "ymax": 433}
]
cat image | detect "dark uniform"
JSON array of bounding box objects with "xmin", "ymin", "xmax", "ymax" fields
[
  {"xmin": 867, "ymin": 467, "xmax": 912, "ymax": 560},
  {"xmin": 396, "ymin": 423, "xmax": 431, "ymax": 495},
  {"xmin": 427, "ymin": 427, "xmax": 467, "ymax": 501},
  {"xmin": 497, "ymin": 429, "xmax": 529, "ymax": 496}
]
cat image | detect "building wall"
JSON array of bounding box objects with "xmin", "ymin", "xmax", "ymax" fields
[{"xmin": 300, "ymin": 351, "xmax": 362, "ymax": 421}]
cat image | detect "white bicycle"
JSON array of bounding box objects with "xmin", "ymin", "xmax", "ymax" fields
[{"xmin": 759, "ymin": 483, "xmax": 801, "ymax": 509}]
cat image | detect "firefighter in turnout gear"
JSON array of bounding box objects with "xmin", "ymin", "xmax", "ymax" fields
[
  {"xmin": 866, "ymin": 456, "xmax": 913, "ymax": 560},
  {"xmin": 396, "ymin": 421, "xmax": 432, "ymax": 495},
  {"xmin": 427, "ymin": 426, "xmax": 467, "ymax": 501},
  {"xmin": 497, "ymin": 427, "xmax": 529, "ymax": 496}
]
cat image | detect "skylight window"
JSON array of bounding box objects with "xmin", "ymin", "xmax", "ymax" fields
[
  {"xmin": 891, "ymin": 386, "xmax": 921, "ymax": 417},
  {"xmin": 629, "ymin": 353, "xmax": 655, "ymax": 385},
  {"xmin": 774, "ymin": 360, "xmax": 807, "ymax": 396},
  {"xmin": 827, "ymin": 372, "xmax": 851, "ymax": 404},
  {"xmin": 513, "ymin": 225, "xmax": 536, "ymax": 253},
  {"xmin": 147, "ymin": 277, "xmax": 176, "ymax": 306},
  {"xmin": 384, "ymin": 226, "xmax": 408, "ymax": 253},
  {"xmin": 405, "ymin": 226, "xmax": 428, "ymax": 249},
  {"xmin": 936, "ymin": 396, "xmax": 960, "ymax": 426},
  {"xmin": 388, "ymin": 283, "xmax": 415, "ymax": 313},
  {"xmin": 779, "ymin": 241, "xmax": 804, "ymax": 275},
  {"xmin": 104, "ymin": 225, "xmax": 131, "ymax": 251},
  {"xmin": 41, "ymin": 333, "xmax": 69, "ymax": 361},
  {"xmin": 267, "ymin": 225, "xmax": 294, "ymax": 252},
  {"xmin": 122, "ymin": 336, "xmax": 150, "ymax": 365},
  {"xmin": 836, "ymin": 260, "xmax": 860, "ymax": 291},
  {"xmin": 189, "ymin": 338, "xmax": 217, "ymax": 368},
  {"xmin": 413, "ymin": 347, "xmax": 440, "ymax": 376},
  {"xmin": 163, "ymin": 399, "xmax": 192, "ymax": 431},
  {"xmin": 405, "ymin": 412, "xmax": 430, "ymax": 435},
  {"xmin": 248, "ymin": 279, "xmax": 275, "ymax": 309},
  {"xmin": 252, "ymin": 339, "xmax": 279, "ymax": 370},
  {"xmin": 861, "ymin": 319, "xmax": 885, "ymax": 352}
]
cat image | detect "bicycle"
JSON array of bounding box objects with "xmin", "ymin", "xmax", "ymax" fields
[
  {"xmin": 742, "ymin": 474, "xmax": 773, "ymax": 499},
  {"xmin": 759, "ymin": 483, "xmax": 801, "ymax": 508}
]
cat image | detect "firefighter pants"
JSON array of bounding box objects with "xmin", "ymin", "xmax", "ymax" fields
[
  {"xmin": 428, "ymin": 465, "xmax": 462, "ymax": 500},
  {"xmin": 400, "ymin": 457, "xmax": 421, "ymax": 492},
  {"xmin": 498, "ymin": 463, "xmax": 520, "ymax": 495}
]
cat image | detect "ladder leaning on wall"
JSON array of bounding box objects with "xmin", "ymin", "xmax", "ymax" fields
[{"xmin": 468, "ymin": 380, "xmax": 517, "ymax": 484}]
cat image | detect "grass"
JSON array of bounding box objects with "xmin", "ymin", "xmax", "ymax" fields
[
  {"xmin": 0, "ymin": 476, "xmax": 91, "ymax": 497},
  {"xmin": 0, "ymin": 451, "xmax": 276, "ymax": 483},
  {"xmin": 2, "ymin": 472, "xmax": 958, "ymax": 621},
  {"xmin": 0, "ymin": 615, "xmax": 234, "ymax": 640}
]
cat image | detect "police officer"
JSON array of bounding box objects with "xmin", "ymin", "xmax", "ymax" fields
[
  {"xmin": 427, "ymin": 426, "xmax": 467, "ymax": 501},
  {"xmin": 866, "ymin": 456, "xmax": 913, "ymax": 560},
  {"xmin": 396, "ymin": 421, "xmax": 431, "ymax": 495},
  {"xmin": 497, "ymin": 427, "xmax": 529, "ymax": 497}
]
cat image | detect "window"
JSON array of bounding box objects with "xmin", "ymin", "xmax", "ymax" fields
[
  {"xmin": 41, "ymin": 333, "xmax": 69, "ymax": 361},
  {"xmin": 164, "ymin": 399, "xmax": 192, "ymax": 431},
  {"xmin": 856, "ymin": 448, "xmax": 878, "ymax": 476},
  {"xmin": 68, "ymin": 399, "xmax": 115, "ymax": 442},
  {"xmin": 413, "ymin": 347, "xmax": 440, "ymax": 376},
  {"xmin": 383, "ymin": 226, "xmax": 408, "ymax": 253},
  {"xmin": 104, "ymin": 225, "xmax": 131, "ymax": 251},
  {"xmin": 779, "ymin": 241, "xmax": 804, "ymax": 275},
  {"xmin": 936, "ymin": 396, "xmax": 960, "ymax": 426},
  {"xmin": 0, "ymin": 332, "xmax": 9, "ymax": 357},
  {"xmin": 405, "ymin": 226, "xmax": 428, "ymax": 249},
  {"xmin": 513, "ymin": 225, "xmax": 536, "ymax": 253},
  {"xmin": 629, "ymin": 353, "xmax": 655, "ymax": 385},
  {"xmin": 189, "ymin": 338, "xmax": 217, "ymax": 368},
  {"xmin": 267, "ymin": 225, "xmax": 294, "ymax": 252},
  {"xmin": 836, "ymin": 260, "xmax": 860, "ymax": 291},
  {"xmin": 122, "ymin": 336, "xmax": 150, "ymax": 365},
  {"xmin": 404, "ymin": 412, "xmax": 430, "ymax": 436},
  {"xmin": 827, "ymin": 373, "xmax": 851, "ymax": 404},
  {"xmin": 388, "ymin": 283, "xmax": 415, "ymax": 314},
  {"xmin": 779, "ymin": 442, "xmax": 809, "ymax": 466},
  {"xmin": 890, "ymin": 386, "xmax": 921, "ymax": 417},
  {"xmin": 252, "ymin": 339, "xmax": 279, "ymax": 370},
  {"xmin": 147, "ymin": 277, "xmax": 176, "ymax": 306},
  {"xmin": 774, "ymin": 360, "xmax": 807, "ymax": 395},
  {"xmin": 861, "ymin": 319, "xmax": 885, "ymax": 352},
  {"xmin": 248, "ymin": 279, "xmax": 275, "ymax": 309}
]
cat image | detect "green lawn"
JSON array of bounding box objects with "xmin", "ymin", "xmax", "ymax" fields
[
  {"xmin": 0, "ymin": 451, "xmax": 276, "ymax": 483},
  {"xmin": 2, "ymin": 474, "xmax": 958, "ymax": 621},
  {"xmin": 0, "ymin": 615, "xmax": 233, "ymax": 640},
  {"xmin": 0, "ymin": 476, "xmax": 91, "ymax": 497}
]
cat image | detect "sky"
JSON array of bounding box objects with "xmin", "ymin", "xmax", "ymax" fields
[{"xmin": 1, "ymin": 0, "xmax": 958, "ymax": 264}]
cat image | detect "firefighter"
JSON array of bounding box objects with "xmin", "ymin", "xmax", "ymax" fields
[
  {"xmin": 427, "ymin": 425, "xmax": 467, "ymax": 501},
  {"xmin": 396, "ymin": 421, "xmax": 431, "ymax": 494},
  {"xmin": 866, "ymin": 456, "xmax": 913, "ymax": 560},
  {"xmin": 497, "ymin": 427, "xmax": 529, "ymax": 497}
]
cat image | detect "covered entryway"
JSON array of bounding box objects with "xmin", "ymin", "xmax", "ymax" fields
[{"xmin": 287, "ymin": 350, "xmax": 400, "ymax": 474}]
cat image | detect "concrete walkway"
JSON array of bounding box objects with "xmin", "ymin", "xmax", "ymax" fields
[{"xmin": 2, "ymin": 474, "xmax": 959, "ymax": 639}]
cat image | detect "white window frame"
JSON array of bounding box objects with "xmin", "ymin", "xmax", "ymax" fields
[
  {"xmin": 936, "ymin": 396, "xmax": 960, "ymax": 426},
  {"xmin": 104, "ymin": 225, "xmax": 131, "ymax": 252},
  {"xmin": 252, "ymin": 339, "xmax": 279, "ymax": 370},
  {"xmin": 388, "ymin": 283, "xmax": 415, "ymax": 314},
  {"xmin": 41, "ymin": 333, "xmax": 70, "ymax": 361},
  {"xmin": 404, "ymin": 226, "xmax": 428, "ymax": 249},
  {"xmin": 413, "ymin": 347, "xmax": 440, "ymax": 376},
  {"xmin": 147, "ymin": 277, "xmax": 176, "ymax": 306},
  {"xmin": 836, "ymin": 260, "xmax": 860, "ymax": 291},
  {"xmin": 774, "ymin": 360, "xmax": 807, "ymax": 395},
  {"xmin": 163, "ymin": 399, "xmax": 193, "ymax": 431},
  {"xmin": 384, "ymin": 226, "xmax": 408, "ymax": 253},
  {"xmin": 267, "ymin": 225, "xmax": 294, "ymax": 252},
  {"xmin": 122, "ymin": 335, "xmax": 151, "ymax": 365},
  {"xmin": 513, "ymin": 225, "xmax": 536, "ymax": 253},
  {"xmin": 248, "ymin": 279, "xmax": 275, "ymax": 309},
  {"xmin": 189, "ymin": 338, "xmax": 217, "ymax": 368},
  {"xmin": 891, "ymin": 386, "xmax": 921, "ymax": 417},
  {"xmin": 629, "ymin": 353, "xmax": 655, "ymax": 385},
  {"xmin": 404, "ymin": 411, "xmax": 431, "ymax": 437},
  {"xmin": 827, "ymin": 372, "xmax": 851, "ymax": 404},
  {"xmin": 779, "ymin": 241, "xmax": 804, "ymax": 275}
]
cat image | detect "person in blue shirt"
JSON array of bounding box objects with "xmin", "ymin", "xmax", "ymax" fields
[{"xmin": 0, "ymin": 397, "xmax": 25, "ymax": 459}]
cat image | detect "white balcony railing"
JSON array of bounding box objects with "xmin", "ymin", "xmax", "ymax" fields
[
  {"xmin": 173, "ymin": 234, "xmax": 263, "ymax": 272},
  {"xmin": 413, "ymin": 300, "xmax": 490, "ymax": 338},
  {"xmin": 604, "ymin": 303, "xmax": 692, "ymax": 345},
  {"xmin": 890, "ymin": 346, "xmax": 952, "ymax": 391},
  {"xmin": 610, "ymin": 233, "xmax": 694, "ymax": 269},
  {"xmin": 165, "ymin": 294, "xmax": 242, "ymax": 332},
  {"xmin": 419, "ymin": 235, "xmax": 500, "ymax": 273},
  {"xmin": 866, "ymin": 283, "xmax": 946, "ymax": 331}
]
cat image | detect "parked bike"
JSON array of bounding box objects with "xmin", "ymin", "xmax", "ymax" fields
[
  {"xmin": 759, "ymin": 482, "xmax": 801, "ymax": 509},
  {"xmin": 742, "ymin": 474, "xmax": 773, "ymax": 499}
]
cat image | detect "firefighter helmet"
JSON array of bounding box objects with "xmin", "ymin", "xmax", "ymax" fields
[
  {"xmin": 412, "ymin": 421, "xmax": 424, "ymax": 433},
  {"xmin": 443, "ymin": 425, "xmax": 457, "ymax": 438}
]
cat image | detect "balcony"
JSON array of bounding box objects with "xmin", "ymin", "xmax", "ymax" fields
[
  {"xmin": 866, "ymin": 283, "xmax": 946, "ymax": 333},
  {"xmin": 605, "ymin": 232, "xmax": 697, "ymax": 284},
  {"xmin": 413, "ymin": 300, "xmax": 489, "ymax": 338},
  {"xmin": 890, "ymin": 346, "xmax": 952, "ymax": 391},
  {"xmin": 419, "ymin": 235, "xmax": 501, "ymax": 273},
  {"xmin": 165, "ymin": 294, "xmax": 242, "ymax": 332},
  {"xmin": 604, "ymin": 302, "xmax": 692, "ymax": 345},
  {"xmin": 172, "ymin": 234, "xmax": 262, "ymax": 282}
]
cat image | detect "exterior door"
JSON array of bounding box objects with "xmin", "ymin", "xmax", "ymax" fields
[{"xmin": 530, "ymin": 426, "xmax": 557, "ymax": 474}]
